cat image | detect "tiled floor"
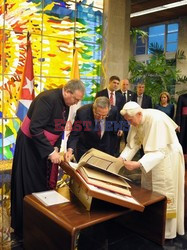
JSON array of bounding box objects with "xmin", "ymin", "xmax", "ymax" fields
[{"xmin": 5, "ymin": 223, "xmax": 187, "ymax": 250}]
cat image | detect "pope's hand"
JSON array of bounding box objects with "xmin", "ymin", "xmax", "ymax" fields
[{"xmin": 123, "ymin": 161, "xmax": 141, "ymax": 171}]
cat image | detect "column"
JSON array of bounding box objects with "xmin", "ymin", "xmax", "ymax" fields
[{"xmin": 102, "ymin": 0, "xmax": 131, "ymax": 87}]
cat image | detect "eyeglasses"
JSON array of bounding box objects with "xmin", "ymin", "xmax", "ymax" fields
[{"xmin": 93, "ymin": 110, "xmax": 109, "ymax": 119}]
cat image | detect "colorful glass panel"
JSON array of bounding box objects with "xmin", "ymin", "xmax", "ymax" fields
[{"xmin": 0, "ymin": 0, "xmax": 103, "ymax": 160}]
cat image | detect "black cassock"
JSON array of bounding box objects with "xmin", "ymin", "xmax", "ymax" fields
[
  {"xmin": 11, "ymin": 88, "xmax": 69, "ymax": 237},
  {"xmin": 176, "ymin": 93, "xmax": 187, "ymax": 154}
]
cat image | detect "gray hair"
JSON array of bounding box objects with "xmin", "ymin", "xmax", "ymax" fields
[
  {"xmin": 64, "ymin": 79, "xmax": 85, "ymax": 94},
  {"xmin": 137, "ymin": 82, "xmax": 145, "ymax": 86},
  {"xmin": 93, "ymin": 96, "xmax": 111, "ymax": 110}
]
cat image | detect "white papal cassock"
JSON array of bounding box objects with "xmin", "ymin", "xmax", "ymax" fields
[{"xmin": 120, "ymin": 109, "xmax": 185, "ymax": 239}]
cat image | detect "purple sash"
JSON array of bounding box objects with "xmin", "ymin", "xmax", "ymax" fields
[
  {"xmin": 21, "ymin": 115, "xmax": 60, "ymax": 189},
  {"xmin": 182, "ymin": 107, "xmax": 187, "ymax": 115}
]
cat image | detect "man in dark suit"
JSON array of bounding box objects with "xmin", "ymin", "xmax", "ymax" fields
[
  {"xmin": 135, "ymin": 82, "xmax": 152, "ymax": 108},
  {"xmin": 117, "ymin": 79, "xmax": 136, "ymax": 143},
  {"xmin": 134, "ymin": 82, "xmax": 152, "ymax": 157},
  {"xmin": 95, "ymin": 75, "xmax": 124, "ymax": 114},
  {"xmin": 117, "ymin": 79, "xmax": 136, "ymax": 103},
  {"xmin": 65, "ymin": 97, "xmax": 119, "ymax": 162},
  {"xmin": 95, "ymin": 76, "xmax": 124, "ymax": 156}
]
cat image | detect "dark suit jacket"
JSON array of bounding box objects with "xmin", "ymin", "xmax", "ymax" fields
[
  {"xmin": 135, "ymin": 93, "xmax": 152, "ymax": 108},
  {"xmin": 95, "ymin": 88, "xmax": 126, "ymax": 156},
  {"xmin": 67, "ymin": 104, "xmax": 119, "ymax": 161},
  {"xmin": 117, "ymin": 89, "xmax": 136, "ymax": 103},
  {"xmin": 175, "ymin": 93, "xmax": 187, "ymax": 154},
  {"xmin": 95, "ymin": 88, "xmax": 124, "ymax": 113}
]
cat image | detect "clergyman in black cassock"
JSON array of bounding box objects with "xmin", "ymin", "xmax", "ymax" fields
[
  {"xmin": 176, "ymin": 93, "xmax": 187, "ymax": 154},
  {"xmin": 11, "ymin": 80, "xmax": 85, "ymax": 238}
]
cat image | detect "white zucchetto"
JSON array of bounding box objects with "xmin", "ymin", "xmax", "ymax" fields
[{"xmin": 120, "ymin": 101, "xmax": 141, "ymax": 116}]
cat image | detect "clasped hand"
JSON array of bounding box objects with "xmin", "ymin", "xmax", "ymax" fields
[
  {"xmin": 48, "ymin": 147, "xmax": 62, "ymax": 164},
  {"xmin": 118, "ymin": 157, "xmax": 141, "ymax": 170}
]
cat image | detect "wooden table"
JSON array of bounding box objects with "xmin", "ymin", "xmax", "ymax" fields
[{"xmin": 23, "ymin": 184, "xmax": 166, "ymax": 250}]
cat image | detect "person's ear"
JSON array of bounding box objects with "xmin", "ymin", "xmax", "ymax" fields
[{"xmin": 137, "ymin": 112, "xmax": 142, "ymax": 117}]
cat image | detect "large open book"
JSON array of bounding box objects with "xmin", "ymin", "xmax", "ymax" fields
[
  {"xmin": 60, "ymin": 149, "xmax": 144, "ymax": 212},
  {"xmin": 78, "ymin": 148, "xmax": 126, "ymax": 178},
  {"xmin": 76, "ymin": 148, "xmax": 131, "ymax": 196},
  {"xmin": 77, "ymin": 166, "xmax": 131, "ymax": 196}
]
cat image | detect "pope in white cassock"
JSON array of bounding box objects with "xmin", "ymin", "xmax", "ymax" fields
[{"xmin": 119, "ymin": 101, "xmax": 185, "ymax": 239}]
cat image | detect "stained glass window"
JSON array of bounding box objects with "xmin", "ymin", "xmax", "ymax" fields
[{"xmin": 0, "ymin": 0, "xmax": 103, "ymax": 159}]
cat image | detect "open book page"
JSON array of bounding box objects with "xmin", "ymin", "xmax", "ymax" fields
[
  {"xmin": 78, "ymin": 148, "xmax": 129, "ymax": 180},
  {"xmin": 32, "ymin": 190, "xmax": 69, "ymax": 206},
  {"xmin": 60, "ymin": 162, "xmax": 144, "ymax": 211},
  {"xmin": 77, "ymin": 170, "xmax": 131, "ymax": 196},
  {"xmin": 78, "ymin": 166, "xmax": 130, "ymax": 188}
]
